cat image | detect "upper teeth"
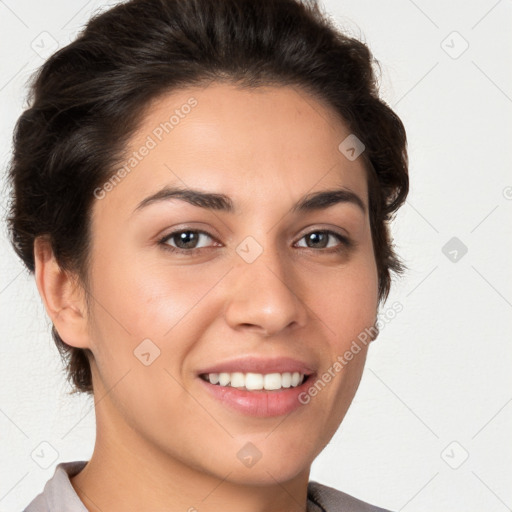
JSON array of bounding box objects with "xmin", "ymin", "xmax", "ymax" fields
[{"xmin": 203, "ymin": 372, "xmax": 305, "ymax": 390}]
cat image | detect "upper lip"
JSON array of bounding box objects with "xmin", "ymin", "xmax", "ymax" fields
[{"xmin": 196, "ymin": 356, "xmax": 316, "ymax": 376}]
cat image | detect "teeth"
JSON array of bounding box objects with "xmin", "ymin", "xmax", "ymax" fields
[
  {"xmin": 218, "ymin": 372, "xmax": 230, "ymax": 386},
  {"xmin": 230, "ymin": 372, "xmax": 245, "ymax": 388},
  {"xmin": 245, "ymin": 373, "xmax": 263, "ymax": 390},
  {"xmin": 203, "ymin": 371, "xmax": 306, "ymax": 390},
  {"xmin": 281, "ymin": 372, "xmax": 292, "ymax": 388},
  {"xmin": 263, "ymin": 373, "xmax": 281, "ymax": 390},
  {"xmin": 291, "ymin": 372, "xmax": 301, "ymax": 387}
]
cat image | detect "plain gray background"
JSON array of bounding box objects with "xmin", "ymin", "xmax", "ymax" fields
[{"xmin": 1, "ymin": 1, "xmax": 511, "ymax": 510}]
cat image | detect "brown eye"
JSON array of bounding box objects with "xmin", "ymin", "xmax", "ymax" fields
[
  {"xmin": 159, "ymin": 229, "xmax": 217, "ymax": 254},
  {"xmin": 303, "ymin": 232, "xmax": 329, "ymax": 249},
  {"xmin": 296, "ymin": 230, "xmax": 351, "ymax": 251}
]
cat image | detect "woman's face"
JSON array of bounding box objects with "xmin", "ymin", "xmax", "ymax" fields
[{"xmin": 84, "ymin": 82, "xmax": 378, "ymax": 484}]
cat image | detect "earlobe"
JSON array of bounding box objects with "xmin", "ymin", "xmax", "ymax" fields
[{"xmin": 33, "ymin": 236, "xmax": 91, "ymax": 350}]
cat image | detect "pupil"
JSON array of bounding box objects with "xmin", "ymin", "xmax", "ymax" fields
[
  {"xmin": 308, "ymin": 232, "xmax": 327, "ymax": 248},
  {"xmin": 177, "ymin": 231, "xmax": 197, "ymax": 248}
]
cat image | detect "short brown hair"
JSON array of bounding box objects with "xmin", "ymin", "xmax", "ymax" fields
[{"xmin": 6, "ymin": 0, "xmax": 408, "ymax": 395}]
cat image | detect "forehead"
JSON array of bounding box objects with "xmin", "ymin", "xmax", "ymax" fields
[{"xmin": 93, "ymin": 82, "xmax": 369, "ymax": 219}]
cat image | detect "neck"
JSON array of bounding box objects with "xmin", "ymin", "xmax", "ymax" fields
[{"xmin": 70, "ymin": 394, "xmax": 311, "ymax": 512}]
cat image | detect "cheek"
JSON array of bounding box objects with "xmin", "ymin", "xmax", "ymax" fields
[
  {"xmin": 295, "ymin": 257, "xmax": 377, "ymax": 447},
  {"xmin": 89, "ymin": 250, "xmax": 205, "ymax": 338},
  {"xmin": 313, "ymin": 256, "xmax": 378, "ymax": 348},
  {"xmin": 86, "ymin": 247, "xmax": 232, "ymax": 382}
]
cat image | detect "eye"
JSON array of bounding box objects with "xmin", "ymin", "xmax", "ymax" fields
[
  {"xmin": 158, "ymin": 228, "xmax": 352, "ymax": 256},
  {"xmin": 158, "ymin": 229, "xmax": 218, "ymax": 254},
  {"xmin": 295, "ymin": 230, "xmax": 352, "ymax": 253}
]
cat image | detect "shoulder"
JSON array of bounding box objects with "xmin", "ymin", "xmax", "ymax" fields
[
  {"xmin": 307, "ymin": 480, "xmax": 393, "ymax": 512},
  {"xmin": 22, "ymin": 460, "xmax": 89, "ymax": 512}
]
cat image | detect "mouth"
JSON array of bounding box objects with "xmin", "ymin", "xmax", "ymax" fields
[
  {"xmin": 196, "ymin": 356, "xmax": 316, "ymax": 417},
  {"xmin": 199, "ymin": 371, "xmax": 311, "ymax": 391}
]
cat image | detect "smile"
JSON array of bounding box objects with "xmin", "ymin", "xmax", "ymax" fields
[{"xmin": 200, "ymin": 371, "xmax": 307, "ymax": 391}]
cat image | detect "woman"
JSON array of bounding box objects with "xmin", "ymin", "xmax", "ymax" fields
[{"xmin": 7, "ymin": 0, "xmax": 408, "ymax": 510}]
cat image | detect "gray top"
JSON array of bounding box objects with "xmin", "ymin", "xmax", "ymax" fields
[{"xmin": 23, "ymin": 460, "xmax": 392, "ymax": 512}]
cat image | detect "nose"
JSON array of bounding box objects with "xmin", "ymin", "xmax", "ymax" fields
[{"xmin": 223, "ymin": 246, "xmax": 309, "ymax": 337}]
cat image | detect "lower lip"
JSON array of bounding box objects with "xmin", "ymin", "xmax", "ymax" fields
[{"xmin": 198, "ymin": 376, "xmax": 314, "ymax": 417}]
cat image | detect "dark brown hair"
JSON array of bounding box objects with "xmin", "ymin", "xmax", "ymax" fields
[{"xmin": 6, "ymin": 0, "xmax": 408, "ymax": 395}]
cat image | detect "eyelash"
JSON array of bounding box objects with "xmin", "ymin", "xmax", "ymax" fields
[{"xmin": 157, "ymin": 228, "xmax": 353, "ymax": 256}]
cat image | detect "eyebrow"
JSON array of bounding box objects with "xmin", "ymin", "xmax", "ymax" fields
[{"xmin": 132, "ymin": 186, "xmax": 366, "ymax": 216}]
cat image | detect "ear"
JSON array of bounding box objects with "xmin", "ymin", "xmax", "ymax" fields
[{"xmin": 34, "ymin": 236, "xmax": 91, "ymax": 350}]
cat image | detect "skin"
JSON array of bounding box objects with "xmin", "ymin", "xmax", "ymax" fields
[{"xmin": 34, "ymin": 82, "xmax": 379, "ymax": 512}]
